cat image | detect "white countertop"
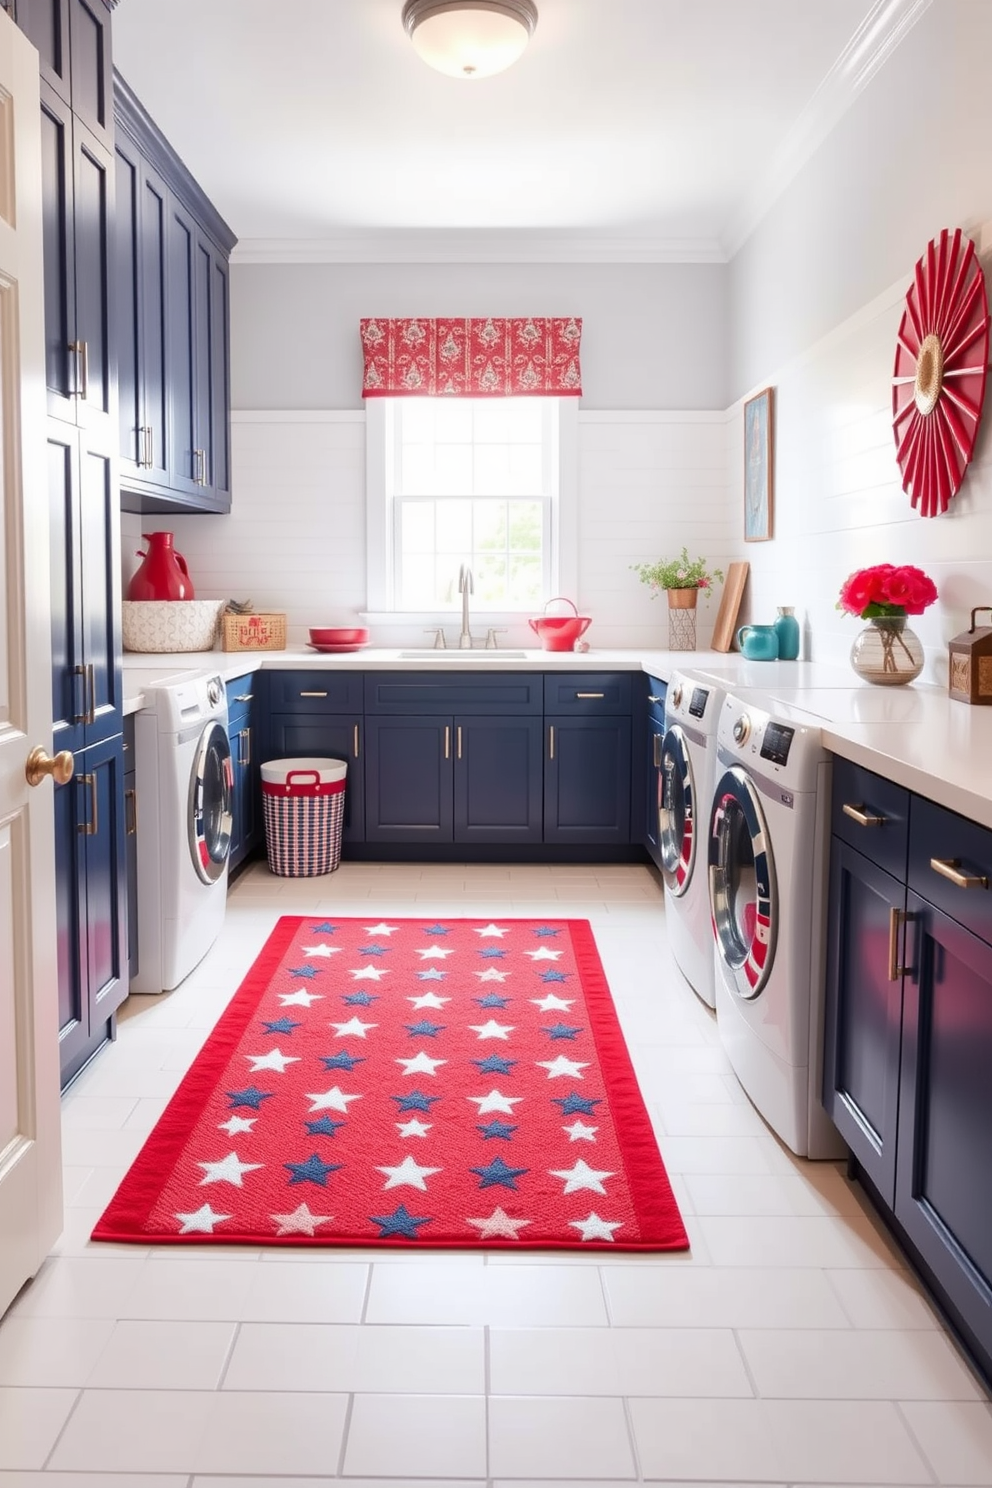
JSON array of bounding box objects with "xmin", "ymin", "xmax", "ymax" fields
[{"xmin": 121, "ymin": 648, "xmax": 992, "ymax": 828}]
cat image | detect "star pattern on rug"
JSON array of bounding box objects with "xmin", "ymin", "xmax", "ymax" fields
[
  {"xmin": 369, "ymin": 1204, "xmax": 433, "ymax": 1238},
  {"xmin": 301, "ymin": 945, "xmax": 342, "ymax": 958},
  {"xmin": 466, "ymin": 1206, "xmax": 532, "ymax": 1239},
  {"xmin": 272, "ymin": 1203, "xmax": 334, "ymax": 1235},
  {"xmin": 198, "ymin": 1152, "xmax": 263, "ymax": 1187},
  {"xmin": 377, "ymin": 1155, "xmax": 442, "ymax": 1191},
  {"xmin": 285, "ymin": 1153, "xmax": 342, "ymax": 1187}
]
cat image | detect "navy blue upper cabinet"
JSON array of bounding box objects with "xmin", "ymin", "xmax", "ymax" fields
[
  {"xmin": 14, "ymin": 0, "xmax": 111, "ymax": 145},
  {"xmin": 115, "ymin": 129, "xmax": 168, "ymax": 485}
]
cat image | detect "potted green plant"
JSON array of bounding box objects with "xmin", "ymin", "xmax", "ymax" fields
[{"xmin": 632, "ymin": 547, "xmax": 725, "ymax": 651}]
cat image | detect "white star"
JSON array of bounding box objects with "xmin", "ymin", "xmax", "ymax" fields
[
  {"xmin": 467, "ymin": 1089, "xmax": 524, "ymax": 1116},
  {"xmin": 218, "ymin": 1115, "xmax": 256, "ymax": 1136},
  {"xmin": 416, "ymin": 946, "xmax": 454, "ymax": 960},
  {"xmin": 330, "ymin": 1017, "xmax": 377, "ymax": 1039},
  {"xmin": 474, "ymin": 922, "xmax": 510, "ymax": 937},
  {"xmin": 563, "ymin": 1119, "xmax": 598, "ymax": 1142},
  {"xmin": 377, "ymin": 1155, "xmax": 442, "ymax": 1191},
  {"xmin": 469, "ymin": 1020, "xmax": 515, "ymax": 1041},
  {"xmin": 549, "ymin": 1159, "xmax": 615, "ymax": 1195},
  {"xmin": 530, "ymin": 993, "xmax": 574, "ymax": 1012},
  {"xmin": 569, "ymin": 1212, "xmax": 623, "ymax": 1242},
  {"xmin": 407, "ymin": 992, "xmax": 451, "ymax": 1009},
  {"xmin": 466, "ymin": 1206, "xmax": 532, "ymax": 1240},
  {"xmin": 365, "ymin": 922, "xmax": 398, "ymax": 936},
  {"xmin": 476, "ymin": 968, "xmax": 510, "ymax": 983},
  {"xmin": 397, "ymin": 1118, "xmax": 432, "ymax": 1138},
  {"xmin": 525, "ymin": 947, "xmax": 563, "ymax": 961},
  {"xmin": 537, "ymin": 1055, "xmax": 590, "ymax": 1079},
  {"xmin": 396, "ymin": 1051, "xmax": 448, "ymax": 1077},
  {"xmin": 245, "ymin": 1048, "xmax": 300, "ymax": 1074},
  {"xmin": 301, "ymin": 945, "xmax": 342, "ymax": 957},
  {"xmin": 198, "ymin": 1151, "xmax": 263, "ymax": 1188},
  {"xmin": 279, "ymin": 990, "xmax": 322, "ymax": 1007},
  {"xmin": 349, "ymin": 964, "xmax": 389, "ymax": 981},
  {"xmin": 271, "ymin": 1202, "xmax": 335, "ymax": 1236},
  {"xmin": 175, "ymin": 1203, "xmax": 232, "ymax": 1234},
  {"xmin": 306, "ymin": 1086, "xmax": 363, "ymax": 1114}
]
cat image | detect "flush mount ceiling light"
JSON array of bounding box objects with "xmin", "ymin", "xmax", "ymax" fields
[{"xmin": 402, "ymin": 0, "xmax": 538, "ymax": 79}]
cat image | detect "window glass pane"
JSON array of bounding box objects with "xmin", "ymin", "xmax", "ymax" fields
[
  {"xmin": 434, "ymin": 499, "xmax": 472, "ymax": 555},
  {"xmin": 401, "ymin": 501, "xmax": 435, "ymax": 554},
  {"xmin": 433, "ymin": 399, "xmax": 473, "ymax": 441},
  {"xmin": 400, "ymin": 400, "xmax": 435, "ymax": 442},
  {"xmin": 474, "ymin": 443, "xmax": 511, "ymax": 496},
  {"xmin": 433, "ymin": 443, "xmax": 473, "ymax": 496},
  {"xmin": 508, "ymin": 555, "xmax": 542, "ymax": 605},
  {"xmin": 475, "ymin": 554, "xmax": 508, "ymax": 604},
  {"xmin": 400, "ymin": 444, "xmax": 435, "ymax": 496},
  {"xmin": 473, "ymin": 400, "xmax": 511, "ymax": 441},
  {"xmin": 507, "ymin": 444, "xmax": 543, "ymax": 495},
  {"xmin": 474, "ymin": 501, "xmax": 507, "ymax": 552},
  {"xmin": 508, "ymin": 500, "xmax": 543, "ymax": 551},
  {"xmin": 401, "ymin": 560, "xmax": 439, "ymax": 609}
]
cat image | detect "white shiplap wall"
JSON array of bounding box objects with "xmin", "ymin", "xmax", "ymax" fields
[{"xmin": 123, "ymin": 409, "xmax": 733, "ymax": 652}]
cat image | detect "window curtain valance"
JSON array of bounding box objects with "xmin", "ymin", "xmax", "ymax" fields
[{"xmin": 360, "ymin": 316, "xmax": 582, "ymax": 398}]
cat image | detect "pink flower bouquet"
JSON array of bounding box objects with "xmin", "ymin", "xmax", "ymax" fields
[{"xmin": 837, "ymin": 564, "xmax": 938, "ymax": 619}]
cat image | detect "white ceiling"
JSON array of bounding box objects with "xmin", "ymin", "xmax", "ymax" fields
[{"xmin": 111, "ymin": 0, "xmax": 917, "ymax": 261}]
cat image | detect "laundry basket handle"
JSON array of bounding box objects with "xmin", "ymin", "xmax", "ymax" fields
[{"xmin": 284, "ymin": 770, "xmax": 322, "ymax": 790}]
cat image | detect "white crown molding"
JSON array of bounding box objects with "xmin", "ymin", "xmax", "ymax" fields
[
  {"xmin": 721, "ymin": 0, "xmax": 933, "ymax": 260},
  {"xmin": 231, "ymin": 230, "xmax": 727, "ymax": 267}
]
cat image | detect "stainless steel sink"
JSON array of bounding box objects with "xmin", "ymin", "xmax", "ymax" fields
[{"xmin": 397, "ymin": 650, "xmax": 529, "ymax": 660}]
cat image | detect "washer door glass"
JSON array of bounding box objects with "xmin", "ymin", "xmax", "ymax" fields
[
  {"xmin": 708, "ymin": 766, "xmax": 777, "ymax": 1000},
  {"xmin": 659, "ymin": 726, "xmax": 696, "ymax": 896},
  {"xmin": 188, "ymin": 720, "xmax": 233, "ymax": 884}
]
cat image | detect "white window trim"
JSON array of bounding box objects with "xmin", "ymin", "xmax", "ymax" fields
[{"xmin": 363, "ymin": 397, "xmax": 577, "ymax": 625}]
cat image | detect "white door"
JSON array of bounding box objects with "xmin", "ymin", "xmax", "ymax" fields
[{"xmin": 0, "ymin": 12, "xmax": 63, "ymax": 1318}]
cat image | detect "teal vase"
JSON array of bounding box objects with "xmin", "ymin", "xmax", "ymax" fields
[{"xmin": 773, "ymin": 606, "xmax": 800, "ymax": 660}]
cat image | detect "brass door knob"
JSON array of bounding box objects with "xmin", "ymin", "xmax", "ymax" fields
[{"xmin": 25, "ymin": 746, "xmax": 74, "ymax": 787}]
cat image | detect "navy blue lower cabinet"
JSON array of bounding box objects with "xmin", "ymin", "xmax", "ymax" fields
[
  {"xmin": 266, "ymin": 714, "xmax": 364, "ymax": 844},
  {"xmin": 226, "ymin": 673, "xmax": 259, "ymax": 868},
  {"xmin": 454, "ymin": 715, "xmax": 543, "ymax": 846},
  {"xmin": 544, "ymin": 715, "xmax": 632, "ymax": 846},
  {"xmin": 822, "ymin": 839, "xmax": 906, "ymax": 1206},
  {"xmin": 643, "ymin": 682, "xmax": 666, "ymax": 871},
  {"xmin": 365, "ymin": 716, "xmax": 452, "ymax": 844},
  {"xmin": 895, "ymin": 892, "xmax": 992, "ymax": 1377},
  {"xmin": 56, "ymin": 731, "xmax": 128, "ymax": 1089}
]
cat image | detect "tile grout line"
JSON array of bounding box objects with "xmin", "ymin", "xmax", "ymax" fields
[{"xmin": 892, "ymin": 1398, "xmax": 941, "ymax": 1486}]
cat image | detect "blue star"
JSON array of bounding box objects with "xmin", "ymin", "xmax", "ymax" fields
[
  {"xmin": 288, "ymin": 965, "xmax": 320, "ymax": 979},
  {"xmin": 321, "ymin": 1051, "xmax": 365, "ymax": 1072},
  {"xmin": 553, "ymin": 1092, "xmax": 602, "ymax": 1116},
  {"xmin": 542, "ymin": 1022, "xmax": 583, "ymax": 1041},
  {"xmin": 306, "ymin": 1116, "xmax": 345, "ymax": 1137},
  {"xmin": 539, "ymin": 970, "xmax": 570, "ymax": 983},
  {"xmin": 477, "ymin": 1119, "xmax": 517, "ymax": 1140},
  {"xmin": 475, "ymin": 993, "xmax": 510, "ymax": 1008},
  {"xmin": 369, "ymin": 1203, "xmax": 433, "ymax": 1239},
  {"xmin": 310, "ymin": 922, "xmax": 337, "ymax": 934},
  {"xmin": 392, "ymin": 1091, "xmax": 441, "ymax": 1113},
  {"xmin": 471, "ymin": 1155, "xmax": 529, "ymax": 1190},
  {"xmin": 358, "ymin": 944, "xmax": 389, "ymax": 956},
  {"xmin": 405, "ymin": 1020, "xmax": 445, "ymax": 1038},
  {"xmin": 478, "ymin": 948, "xmax": 507, "ymax": 959},
  {"xmin": 284, "ymin": 1153, "xmax": 342, "ymax": 1187},
  {"xmin": 261, "ymin": 1017, "xmax": 301, "ymax": 1035},
  {"xmin": 533, "ymin": 926, "xmax": 560, "ymax": 937},
  {"xmin": 473, "ymin": 1054, "xmax": 517, "ymax": 1075},
  {"xmin": 226, "ymin": 1086, "xmax": 273, "ymax": 1110},
  {"xmin": 423, "ymin": 923, "xmax": 450, "ymax": 936},
  {"xmin": 417, "ymin": 968, "xmax": 446, "ymax": 981},
  {"xmin": 344, "ymin": 991, "xmax": 378, "ymax": 1006}
]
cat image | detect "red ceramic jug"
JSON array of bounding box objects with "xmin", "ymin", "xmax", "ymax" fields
[{"xmin": 127, "ymin": 531, "xmax": 195, "ymax": 600}]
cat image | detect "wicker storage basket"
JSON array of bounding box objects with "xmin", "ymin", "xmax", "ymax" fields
[{"xmin": 221, "ymin": 612, "xmax": 287, "ymax": 652}]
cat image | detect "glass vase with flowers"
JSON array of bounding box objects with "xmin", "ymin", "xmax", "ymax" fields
[{"xmin": 837, "ymin": 564, "xmax": 938, "ymax": 685}]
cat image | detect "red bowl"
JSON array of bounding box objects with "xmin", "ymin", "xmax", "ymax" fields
[{"xmin": 308, "ymin": 626, "xmax": 369, "ymax": 646}]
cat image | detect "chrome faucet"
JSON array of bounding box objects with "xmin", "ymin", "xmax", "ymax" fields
[{"xmin": 458, "ymin": 564, "xmax": 474, "ymax": 649}]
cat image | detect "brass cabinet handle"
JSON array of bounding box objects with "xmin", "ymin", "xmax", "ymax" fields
[
  {"xmin": 77, "ymin": 773, "xmax": 98, "ymax": 836},
  {"xmin": 125, "ymin": 787, "xmax": 138, "ymax": 836},
  {"xmin": 70, "ymin": 340, "xmax": 88, "ymax": 398},
  {"xmin": 353, "ymin": 723, "xmax": 360, "ymax": 759},
  {"xmin": 25, "ymin": 746, "xmax": 74, "ymax": 787},
  {"xmin": 444, "ymin": 726, "xmax": 450, "ymax": 760},
  {"xmin": 144, "ymin": 426, "xmax": 154, "ymax": 468},
  {"xmin": 299, "ymin": 691, "xmax": 328, "ymax": 698},
  {"xmin": 548, "ymin": 725, "xmax": 555, "ymax": 760},
  {"xmin": 239, "ymin": 728, "xmax": 251, "ymax": 767},
  {"xmin": 72, "ymin": 663, "xmax": 87, "ymax": 724},
  {"xmin": 575, "ymin": 692, "xmax": 605, "ymax": 699},
  {"xmin": 653, "ymin": 732, "xmax": 661, "ymax": 768},
  {"xmin": 85, "ymin": 663, "xmax": 96, "ymax": 725},
  {"xmin": 888, "ymin": 906, "xmax": 909, "ymax": 981},
  {"xmin": 842, "ymin": 803, "xmax": 885, "ymax": 827},
  {"xmin": 457, "ymin": 725, "xmax": 463, "ymax": 760},
  {"xmin": 930, "ymin": 857, "xmax": 990, "ymax": 890},
  {"xmin": 194, "ymin": 448, "xmax": 207, "ymax": 485}
]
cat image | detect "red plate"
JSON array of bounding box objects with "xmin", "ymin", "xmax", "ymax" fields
[{"xmin": 306, "ymin": 642, "xmax": 365, "ymax": 653}]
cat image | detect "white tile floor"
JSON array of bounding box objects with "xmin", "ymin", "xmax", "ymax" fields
[{"xmin": 2, "ymin": 860, "xmax": 991, "ymax": 1487}]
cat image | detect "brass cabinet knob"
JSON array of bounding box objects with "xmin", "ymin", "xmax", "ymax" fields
[{"xmin": 25, "ymin": 746, "xmax": 74, "ymax": 787}]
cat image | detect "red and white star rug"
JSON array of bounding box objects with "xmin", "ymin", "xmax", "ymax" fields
[{"xmin": 93, "ymin": 917, "xmax": 688, "ymax": 1251}]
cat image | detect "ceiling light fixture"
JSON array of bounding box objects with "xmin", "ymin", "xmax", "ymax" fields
[{"xmin": 402, "ymin": 0, "xmax": 538, "ymax": 79}]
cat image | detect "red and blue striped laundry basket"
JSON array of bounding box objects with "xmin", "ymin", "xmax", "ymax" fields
[{"xmin": 260, "ymin": 757, "xmax": 347, "ymax": 876}]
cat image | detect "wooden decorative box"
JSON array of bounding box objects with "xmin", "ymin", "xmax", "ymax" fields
[
  {"xmin": 949, "ymin": 606, "xmax": 992, "ymax": 704},
  {"xmin": 221, "ymin": 612, "xmax": 287, "ymax": 652}
]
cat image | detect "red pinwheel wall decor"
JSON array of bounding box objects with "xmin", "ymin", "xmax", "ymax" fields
[{"xmin": 892, "ymin": 228, "xmax": 990, "ymax": 518}]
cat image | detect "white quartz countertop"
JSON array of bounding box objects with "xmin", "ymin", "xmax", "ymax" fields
[{"xmin": 121, "ymin": 648, "xmax": 992, "ymax": 828}]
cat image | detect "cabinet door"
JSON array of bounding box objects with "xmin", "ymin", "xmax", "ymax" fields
[
  {"xmin": 71, "ymin": 118, "xmax": 113, "ymax": 435},
  {"xmin": 39, "ymin": 86, "xmax": 75, "ymax": 421},
  {"xmin": 822, "ymin": 839, "xmax": 906, "ymax": 1205},
  {"xmin": 48, "ymin": 426, "xmax": 84, "ymax": 755},
  {"xmin": 78, "ymin": 425, "xmax": 122, "ymax": 744},
  {"xmin": 123, "ymin": 720, "xmax": 138, "ymax": 981},
  {"xmin": 13, "ymin": 0, "xmax": 70, "ymax": 105},
  {"xmin": 115, "ymin": 136, "xmax": 168, "ymax": 483},
  {"xmin": 267, "ymin": 714, "xmax": 364, "ymax": 844},
  {"xmin": 544, "ymin": 715, "xmax": 632, "ymax": 845},
  {"xmin": 166, "ymin": 196, "xmax": 197, "ymax": 496},
  {"xmin": 191, "ymin": 230, "xmax": 214, "ymax": 494},
  {"xmin": 209, "ymin": 251, "xmax": 231, "ymax": 503},
  {"xmin": 644, "ymin": 715, "xmax": 664, "ymax": 870},
  {"xmin": 454, "ymin": 715, "xmax": 542, "ymax": 845},
  {"xmin": 895, "ymin": 892, "xmax": 992, "ymax": 1373},
  {"xmin": 365, "ymin": 716, "xmax": 451, "ymax": 844},
  {"xmin": 66, "ymin": 0, "xmax": 112, "ymax": 149}
]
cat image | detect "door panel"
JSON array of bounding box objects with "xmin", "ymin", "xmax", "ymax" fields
[
  {"xmin": 71, "ymin": 121, "xmax": 112, "ymax": 431},
  {"xmin": 14, "ymin": 0, "xmax": 69, "ymax": 102},
  {"xmin": 210, "ymin": 253, "xmax": 230, "ymax": 500},
  {"xmin": 267, "ymin": 715, "xmax": 364, "ymax": 843},
  {"xmin": 454, "ymin": 715, "xmax": 542, "ymax": 844},
  {"xmin": 78, "ymin": 430, "xmax": 121, "ymax": 742},
  {"xmin": 67, "ymin": 0, "xmax": 111, "ymax": 147},
  {"xmin": 139, "ymin": 162, "xmax": 168, "ymax": 483},
  {"xmin": 544, "ymin": 715, "xmax": 631, "ymax": 846},
  {"xmin": 167, "ymin": 202, "xmax": 196, "ymax": 492},
  {"xmin": 113, "ymin": 136, "xmax": 139, "ymax": 467},
  {"xmin": 39, "ymin": 87, "xmax": 74, "ymax": 418},
  {"xmin": 365, "ymin": 717, "xmax": 451, "ymax": 843}
]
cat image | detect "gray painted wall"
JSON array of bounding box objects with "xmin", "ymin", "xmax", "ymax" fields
[{"xmin": 230, "ymin": 262, "xmax": 729, "ymax": 410}]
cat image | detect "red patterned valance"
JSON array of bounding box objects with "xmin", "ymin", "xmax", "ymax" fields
[{"xmin": 360, "ymin": 317, "xmax": 582, "ymax": 397}]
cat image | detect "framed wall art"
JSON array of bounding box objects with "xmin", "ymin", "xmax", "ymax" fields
[{"xmin": 744, "ymin": 387, "xmax": 774, "ymax": 542}]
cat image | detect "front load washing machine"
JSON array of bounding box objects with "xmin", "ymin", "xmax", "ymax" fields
[
  {"xmin": 659, "ymin": 669, "xmax": 726, "ymax": 1008},
  {"xmin": 131, "ymin": 671, "xmax": 233, "ymax": 994},
  {"xmin": 707, "ymin": 691, "xmax": 844, "ymax": 1157}
]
